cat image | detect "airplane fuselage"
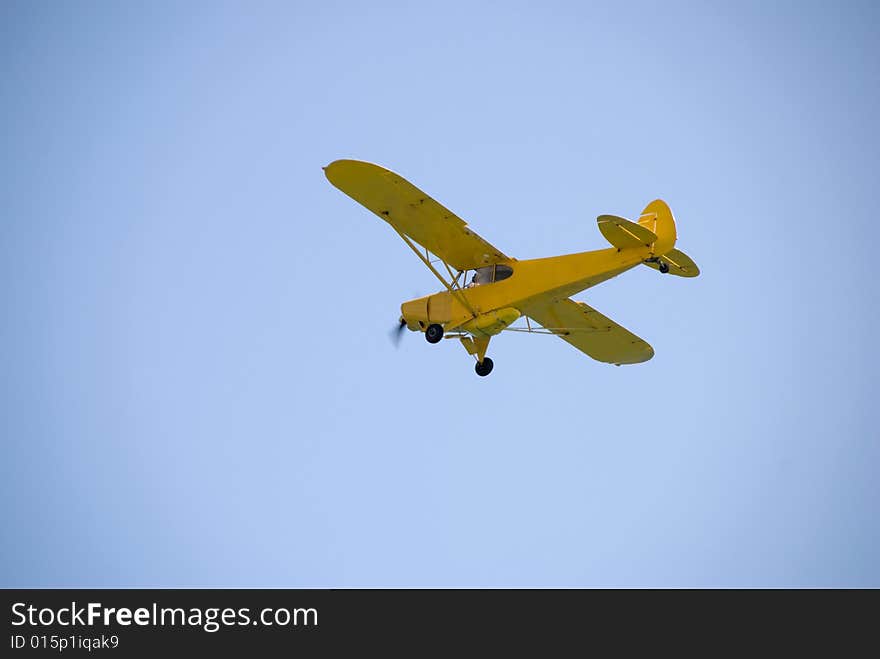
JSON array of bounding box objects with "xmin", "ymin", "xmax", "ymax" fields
[{"xmin": 401, "ymin": 244, "xmax": 652, "ymax": 336}]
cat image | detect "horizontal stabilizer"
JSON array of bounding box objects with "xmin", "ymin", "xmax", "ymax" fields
[
  {"xmin": 597, "ymin": 215, "xmax": 658, "ymax": 249},
  {"xmin": 644, "ymin": 248, "xmax": 700, "ymax": 277}
]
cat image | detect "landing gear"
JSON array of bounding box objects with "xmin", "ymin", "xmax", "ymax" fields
[
  {"xmin": 475, "ymin": 357, "xmax": 494, "ymax": 377},
  {"xmin": 425, "ymin": 323, "xmax": 444, "ymax": 344},
  {"xmin": 646, "ymin": 256, "xmax": 670, "ymax": 274}
]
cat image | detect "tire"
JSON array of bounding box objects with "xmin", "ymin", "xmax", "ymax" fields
[
  {"xmin": 475, "ymin": 357, "xmax": 494, "ymax": 376},
  {"xmin": 425, "ymin": 324, "xmax": 444, "ymax": 343}
]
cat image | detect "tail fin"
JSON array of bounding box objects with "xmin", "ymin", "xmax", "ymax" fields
[
  {"xmin": 637, "ymin": 199, "xmax": 676, "ymax": 256},
  {"xmin": 639, "ymin": 200, "xmax": 700, "ymax": 277},
  {"xmin": 597, "ymin": 199, "xmax": 699, "ymax": 277}
]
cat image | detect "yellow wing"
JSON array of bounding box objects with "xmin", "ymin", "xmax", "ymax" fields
[
  {"xmin": 520, "ymin": 297, "xmax": 654, "ymax": 365},
  {"xmin": 324, "ymin": 159, "xmax": 510, "ymax": 271}
]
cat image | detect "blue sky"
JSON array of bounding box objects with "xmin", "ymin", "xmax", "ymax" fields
[{"xmin": 2, "ymin": 1, "xmax": 877, "ymax": 586}]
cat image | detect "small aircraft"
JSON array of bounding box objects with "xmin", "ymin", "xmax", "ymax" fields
[{"xmin": 325, "ymin": 160, "xmax": 699, "ymax": 376}]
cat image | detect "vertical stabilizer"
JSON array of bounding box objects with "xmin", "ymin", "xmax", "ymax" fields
[{"xmin": 637, "ymin": 199, "xmax": 677, "ymax": 255}]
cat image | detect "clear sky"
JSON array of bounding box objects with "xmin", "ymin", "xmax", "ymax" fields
[{"xmin": 2, "ymin": 1, "xmax": 877, "ymax": 587}]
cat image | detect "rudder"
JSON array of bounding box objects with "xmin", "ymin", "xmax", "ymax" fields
[{"xmin": 638, "ymin": 199, "xmax": 676, "ymax": 256}]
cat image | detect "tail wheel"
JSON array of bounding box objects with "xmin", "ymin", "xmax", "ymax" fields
[
  {"xmin": 475, "ymin": 357, "xmax": 494, "ymax": 377},
  {"xmin": 425, "ymin": 323, "xmax": 444, "ymax": 344}
]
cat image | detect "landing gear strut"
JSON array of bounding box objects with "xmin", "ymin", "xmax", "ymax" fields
[
  {"xmin": 425, "ymin": 323, "xmax": 444, "ymax": 344},
  {"xmin": 475, "ymin": 357, "xmax": 494, "ymax": 377}
]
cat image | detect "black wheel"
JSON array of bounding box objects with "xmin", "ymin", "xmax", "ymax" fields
[
  {"xmin": 425, "ymin": 323, "xmax": 444, "ymax": 344},
  {"xmin": 659, "ymin": 261, "xmax": 670, "ymax": 274},
  {"xmin": 475, "ymin": 357, "xmax": 494, "ymax": 377}
]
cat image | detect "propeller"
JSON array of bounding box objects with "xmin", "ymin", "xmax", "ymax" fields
[{"xmin": 390, "ymin": 318, "xmax": 407, "ymax": 347}]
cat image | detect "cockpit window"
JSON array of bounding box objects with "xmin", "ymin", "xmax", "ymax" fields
[
  {"xmin": 472, "ymin": 266, "xmax": 494, "ymax": 286},
  {"xmin": 467, "ymin": 264, "xmax": 514, "ymax": 287},
  {"xmin": 494, "ymin": 264, "xmax": 513, "ymax": 282}
]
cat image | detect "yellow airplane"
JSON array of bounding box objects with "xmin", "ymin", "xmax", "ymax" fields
[{"xmin": 325, "ymin": 159, "xmax": 699, "ymax": 376}]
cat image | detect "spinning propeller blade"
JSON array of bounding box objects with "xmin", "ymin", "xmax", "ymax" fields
[{"xmin": 390, "ymin": 318, "xmax": 407, "ymax": 347}]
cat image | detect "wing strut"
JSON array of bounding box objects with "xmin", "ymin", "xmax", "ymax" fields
[{"xmin": 390, "ymin": 225, "xmax": 478, "ymax": 318}]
